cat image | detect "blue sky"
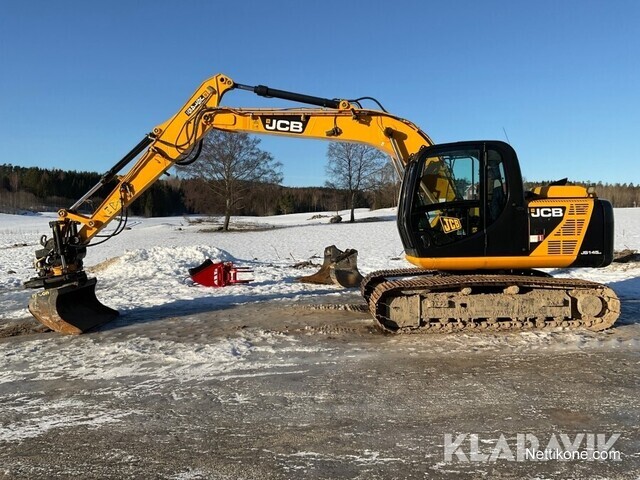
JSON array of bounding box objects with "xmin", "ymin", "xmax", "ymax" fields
[{"xmin": 1, "ymin": 0, "xmax": 638, "ymax": 187}]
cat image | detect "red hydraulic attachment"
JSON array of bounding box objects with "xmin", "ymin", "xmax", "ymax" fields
[{"xmin": 188, "ymin": 259, "xmax": 253, "ymax": 287}]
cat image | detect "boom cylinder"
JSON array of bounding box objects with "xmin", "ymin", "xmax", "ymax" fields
[
  {"xmin": 69, "ymin": 134, "xmax": 154, "ymax": 211},
  {"xmin": 234, "ymin": 83, "xmax": 341, "ymax": 109}
]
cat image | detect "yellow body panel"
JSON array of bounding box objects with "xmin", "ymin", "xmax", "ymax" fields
[
  {"xmin": 530, "ymin": 185, "xmax": 590, "ymax": 198},
  {"xmin": 528, "ymin": 197, "xmax": 594, "ymax": 259},
  {"xmin": 405, "ymin": 254, "xmax": 576, "ymax": 270}
]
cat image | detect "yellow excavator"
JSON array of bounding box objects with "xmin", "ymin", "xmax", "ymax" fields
[{"xmin": 24, "ymin": 73, "xmax": 620, "ymax": 334}]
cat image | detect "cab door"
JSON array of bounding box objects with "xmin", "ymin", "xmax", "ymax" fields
[{"xmin": 482, "ymin": 141, "xmax": 528, "ymax": 256}]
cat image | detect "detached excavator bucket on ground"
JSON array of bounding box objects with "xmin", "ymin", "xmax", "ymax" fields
[
  {"xmin": 28, "ymin": 277, "xmax": 119, "ymax": 335},
  {"xmin": 297, "ymin": 245, "xmax": 364, "ymax": 288}
]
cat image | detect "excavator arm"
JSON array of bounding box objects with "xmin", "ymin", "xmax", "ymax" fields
[
  {"xmin": 53, "ymin": 74, "xmax": 434, "ymax": 245},
  {"xmin": 24, "ymin": 73, "xmax": 436, "ymax": 334}
]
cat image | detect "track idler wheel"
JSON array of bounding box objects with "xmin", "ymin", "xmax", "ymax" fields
[
  {"xmin": 297, "ymin": 245, "xmax": 364, "ymax": 288},
  {"xmin": 28, "ymin": 277, "xmax": 119, "ymax": 335}
]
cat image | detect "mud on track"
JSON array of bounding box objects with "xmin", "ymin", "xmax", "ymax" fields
[{"xmin": 0, "ymin": 298, "xmax": 639, "ymax": 479}]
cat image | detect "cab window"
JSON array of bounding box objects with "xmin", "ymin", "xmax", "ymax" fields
[
  {"xmin": 411, "ymin": 149, "xmax": 481, "ymax": 246},
  {"xmin": 486, "ymin": 149, "xmax": 507, "ymax": 224}
]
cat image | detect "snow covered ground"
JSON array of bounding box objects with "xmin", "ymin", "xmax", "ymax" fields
[
  {"xmin": 1, "ymin": 207, "xmax": 639, "ymax": 322},
  {"xmin": 0, "ymin": 208, "xmax": 639, "ymax": 478},
  {"xmin": 0, "ymin": 208, "xmax": 403, "ymax": 321}
]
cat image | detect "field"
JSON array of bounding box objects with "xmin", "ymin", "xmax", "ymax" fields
[{"xmin": 0, "ymin": 208, "xmax": 639, "ymax": 479}]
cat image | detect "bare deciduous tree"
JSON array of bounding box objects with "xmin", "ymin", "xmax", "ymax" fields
[
  {"xmin": 325, "ymin": 142, "xmax": 387, "ymax": 222},
  {"xmin": 177, "ymin": 131, "xmax": 282, "ymax": 230},
  {"xmin": 367, "ymin": 162, "xmax": 401, "ymax": 209}
]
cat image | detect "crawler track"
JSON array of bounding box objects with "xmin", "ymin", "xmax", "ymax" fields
[{"xmin": 361, "ymin": 269, "xmax": 620, "ymax": 333}]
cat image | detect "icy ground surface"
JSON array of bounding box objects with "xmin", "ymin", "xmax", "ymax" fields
[{"xmin": 0, "ymin": 208, "xmax": 639, "ymax": 478}]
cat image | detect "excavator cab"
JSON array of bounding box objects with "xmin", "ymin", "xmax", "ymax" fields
[
  {"xmin": 397, "ymin": 139, "xmax": 614, "ymax": 273},
  {"xmin": 398, "ymin": 140, "xmax": 529, "ymax": 264}
]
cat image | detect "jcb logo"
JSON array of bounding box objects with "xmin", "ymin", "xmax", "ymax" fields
[
  {"xmin": 530, "ymin": 207, "xmax": 564, "ymax": 218},
  {"xmin": 261, "ymin": 116, "xmax": 308, "ymax": 134},
  {"xmin": 440, "ymin": 216, "xmax": 462, "ymax": 233}
]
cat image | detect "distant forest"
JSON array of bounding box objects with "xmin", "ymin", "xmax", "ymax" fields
[
  {"xmin": 0, "ymin": 164, "xmax": 638, "ymax": 216},
  {"xmin": 0, "ymin": 164, "xmax": 398, "ymax": 217}
]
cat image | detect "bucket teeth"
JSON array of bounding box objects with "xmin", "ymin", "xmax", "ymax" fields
[
  {"xmin": 28, "ymin": 277, "xmax": 118, "ymax": 335},
  {"xmin": 297, "ymin": 245, "xmax": 364, "ymax": 288}
]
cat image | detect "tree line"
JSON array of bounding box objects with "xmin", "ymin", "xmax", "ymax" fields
[
  {"xmin": 0, "ymin": 132, "xmax": 400, "ymax": 225},
  {"xmin": 1, "ymin": 157, "xmax": 638, "ymax": 218},
  {"xmin": 523, "ymin": 180, "xmax": 640, "ymax": 208},
  {"xmin": 0, "ymin": 164, "xmax": 185, "ymax": 216},
  {"xmin": 0, "ymin": 163, "xmax": 389, "ymax": 217}
]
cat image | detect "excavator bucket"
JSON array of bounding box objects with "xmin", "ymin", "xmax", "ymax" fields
[
  {"xmin": 28, "ymin": 277, "xmax": 119, "ymax": 335},
  {"xmin": 297, "ymin": 245, "xmax": 364, "ymax": 288},
  {"xmin": 329, "ymin": 251, "xmax": 364, "ymax": 288}
]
